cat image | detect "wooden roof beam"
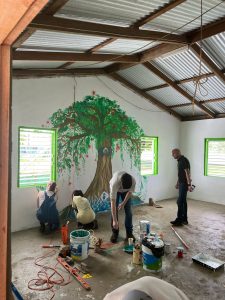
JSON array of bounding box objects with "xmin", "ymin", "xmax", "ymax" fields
[
  {"xmin": 191, "ymin": 44, "xmax": 225, "ymax": 84},
  {"xmin": 29, "ymin": 15, "xmax": 187, "ymax": 44},
  {"xmin": 13, "ymin": 68, "xmax": 105, "ymax": 78},
  {"xmin": 109, "ymin": 73, "xmax": 181, "ymax": 120},
  {"xmin": 169, "ymin": 97, "xmax": 225, "ymax": 108},
  {"xmin": 143, "ymin": 61, "xmax": 215, "ymax": 118},
  {"xmin": 187, "ymin": 16, "xmax": 225, "ymax": 44},
  {"xmin": 132, "ymin": 0, "xmax": 186, "ymax": 28},
  {"xmin": 182, "ymin": 113, "xmax": 225, "ymax": 121},
  {"xmin": 13, "ymin": 50, "xmax": 140, "ymax": 63}
]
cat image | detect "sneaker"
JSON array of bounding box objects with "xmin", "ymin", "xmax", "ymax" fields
[
  {"xmin": 172, "ymin": 221, "xmax": 183, "ymax": 226},
  {"xmin": 182, "ymin": 220, "xmax": 188, "ymax": 225},
  {"xmin": 125, "ymin": 233, "xmax": 136, "ymax": 243},
  {"xmin": 110, "ymin": 231, "xmax": 118, "ymax": 243},
  {"xmin": 170, "ymin": 219, "xmax": 180, "ymax": 225}
]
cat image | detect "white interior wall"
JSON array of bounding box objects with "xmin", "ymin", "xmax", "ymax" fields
[
  {"xmin": 181, "ymin": 119, "xmax": 225, "ymax": 205},
  {"xmin": 12, "ymin": 76, "xmax": 180, "ymax": 232}
]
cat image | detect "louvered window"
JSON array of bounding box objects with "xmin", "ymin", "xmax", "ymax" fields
[
  {"xmin": 140, "ymin": 136, "xmax": 158, "ymax": 176},
  {"xmin": 18, "ymin": 127, "xmax": 57, "ymax": 188},
  {"xmin": 204, "ymin": 138, "xmax": 225, "ymax": 177}
]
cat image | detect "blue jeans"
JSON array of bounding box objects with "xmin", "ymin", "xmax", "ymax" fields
[
  {"xmin": 177, "ymin": 183, "xmax": 188, "ymax": 222},
  {"xmin": 111, "ymin": 192, "xmax": 133, "ymax": 235}
]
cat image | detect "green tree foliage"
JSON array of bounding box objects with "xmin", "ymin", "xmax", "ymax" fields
[{"xmin": 50, "ymin": 95, "xmax": 144, "ymax": 172}]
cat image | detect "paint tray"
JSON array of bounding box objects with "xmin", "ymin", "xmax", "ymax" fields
[{"xmin": 192, "ymin": 253, "xmax": 225, "ymax": 271}]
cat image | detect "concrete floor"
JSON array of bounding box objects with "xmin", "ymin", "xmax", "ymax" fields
[{"xmin": 12, "ymin": 199, "xmax": 225, "ymax": 300}]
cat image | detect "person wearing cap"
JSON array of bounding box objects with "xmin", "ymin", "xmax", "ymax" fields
[
  {"xmin": 109, "ymin": 171, "xmax": 136, "ymax": 243},
  {"xmin": 103, "ymin": 276, "xmax": 189, "ymax": 300}
]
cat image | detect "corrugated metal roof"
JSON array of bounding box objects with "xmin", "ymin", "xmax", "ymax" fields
[
  {"xmin": 57, "ymin": 0, "xmax": 167, "ymax": 26},
  {"xmin": 21, "ymin": 30, "xmax": 108, "ymax": 52},
  {"xmin": 118, "ymin": 64, "xmax": 165, "ymax": 89},
  {"xmin": 57, "ymin": 0, "xmax": 225, "ymax": 34},
  {"xmin": 172, "ymin": 105, "xmax": 207, "ymax": 117},
  {"xmin": 181, "ymin": 76, "xmax": 225, "ymax": 101},
  {"xmin": 97, "ymin": 39, "xmax": 160, "ymax": 54},
  {"xmin": 147, "ymin": 86, "xmax": 190, "ymax": 106},
  {"xmin": 202, "ymin": 32, "xmax": 225, "ymax": 69},
  {"xmin": 67, "ymin": 61, "xmax": 112, "ymax": 68},
  {"xmin": 143, "ymin": 0, "xmax": 225, "ymax": 33},
  {"xmin": 12, "ymin": 61, "xmax": 63, "ymax": 69},
  {"xmin": 153, "ymin": 48, "xmax": 211, "ymax": 81},
  {"xmin": 204, "ymin": 101, "xmax": 225, "ymax": 114}
]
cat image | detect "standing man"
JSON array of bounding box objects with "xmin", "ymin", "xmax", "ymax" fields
[
  {"xmin": 171, "ymin": 149, "xmax": 192, "ymax": 226},
  {"xmin": 109, "ymin": 171, "xmax": 136, "ymax": 243}
]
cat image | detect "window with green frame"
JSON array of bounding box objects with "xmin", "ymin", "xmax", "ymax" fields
[
  {"xmin": 18, "ymin": 127, "xmax": 57, "ymax": 188},
  {"xmin": 204, "ymin": 138, "xmax": 225, "ymax": 177},
  {"xmin": 140, "ymin": 136, "xmax": 158, "ymax": 176}
]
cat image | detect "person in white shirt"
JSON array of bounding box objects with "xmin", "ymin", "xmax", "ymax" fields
[
  {"xmin": 109, "ymin": 171, "xmax": 136, "ymax": 243},
  {"xmin": 103, "ymin": 276, "xmax": 189, "ymax": 300}
]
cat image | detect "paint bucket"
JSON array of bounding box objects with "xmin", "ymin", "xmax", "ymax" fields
[
  {"xmin": 70, "ymin": 229, "xmax": 90, "ymax": 261},
  {"xmin": 142, "ymin": 237, "xmax": 164, "ymax": 272},
  {"xmin": 164, "ymin": 242, "xmax": 171, "ymax": 254}
]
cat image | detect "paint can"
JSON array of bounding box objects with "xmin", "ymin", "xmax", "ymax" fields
[
  {"xmin": 139, "ymin": 220, "xmax": 150, "ymax": 237},
  {"xmin": 142, "ymin": 237, "xmax": 164, "ymax": 272},
  {"xmin": 164, "ymin": 242, "xmax": 171, "ymax": 254},
  {"xmin": 133, "ymin": 244, "xmax": 142, "ymax": 265},
  {"xmin": 61, "ymin": 225, "xmax": 69, "ymax": 245},
  {"xmin": 70, "ymin": 229, "xmax": 90, "ymax": 261},
  {"xmin": 177, "ymin": 246, "xmax": 184, "ymax": 258}
]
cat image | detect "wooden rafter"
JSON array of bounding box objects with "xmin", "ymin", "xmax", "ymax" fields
[
  {"xmin": 13, "ymin": 68, "xmax": 105, "ymax": 78},
  {"xmin": 143, "ymin": 61, "xmax": 215, "ymax": 118},
  {"xmin": 29, "ymin": 15, "xmax": 187, "ymax": 44},
  {"xmin": 105, "ymin": 12, "xmax": 225, "ymax": 74},
  {"xmin": 187, "ymin": 16, "xmax": 225, "ymax": 44},
  {"xmin": 87, "ymin": 0, "xmax": 186, "ymax": 54},
  {"xmin": 183, "ymin": 113, "xmax": 225, "ymax": 121},
  {"xmin": 13, "ymin": 0, "xmax": 70, "ymax": 48},
  {"xmin": 143, "ymin": 71, "xmax": 222, "ymax": 92},
  {"xmin": 191, "ymin": 44, "xmax": 225, "ymax": 84},
  {"xmin": 13, "ymin": 50, "xmax": 140, "ymax": 63},
  {"xmin": 109, "ymin": 73, "xmax": 181, "ymax": 120},
  {"xmin": 132, "ymin": 0, "xmax": 186, "ymax": 28},
  {"xmin": 169, "ymin": 97, "xmax": 225, "ymax": 108}
]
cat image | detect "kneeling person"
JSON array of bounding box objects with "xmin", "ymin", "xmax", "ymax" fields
[{"xmin": 72, "ymin": 190, "xmax": 98, "ymax": 229}]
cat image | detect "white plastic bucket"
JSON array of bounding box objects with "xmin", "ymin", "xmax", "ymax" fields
[
  {"xmin": 142, "ymin": 240, "xmax": 164, "ymax": 272},
  {"xmin": 70, "ymin": 229, "xmax": 90, "ymax": 261}
]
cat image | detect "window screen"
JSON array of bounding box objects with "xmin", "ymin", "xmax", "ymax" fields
[
  {"xmin": 204, "ymin": 138, "xmax": 225, "ymax": 177},
  {"xmin": 18, "ymin": 127, "xmax": 57, "ymax": 187},
  {"xmin": 140, "ymin": 136, "xmax": 158, "ymax": 176}
]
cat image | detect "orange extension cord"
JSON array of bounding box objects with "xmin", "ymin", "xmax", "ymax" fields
[{"xmin": 28, "ymin": 249, "xmax": 72, "ymax": 300}]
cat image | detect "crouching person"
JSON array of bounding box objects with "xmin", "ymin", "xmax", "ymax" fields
[
  {"xmin": 36, "ymin": 181, "xmax": 60, "ymax": 233},
  {"xmin": 72, "ymin": 190, "xmax": 98, "ymax": 230}
]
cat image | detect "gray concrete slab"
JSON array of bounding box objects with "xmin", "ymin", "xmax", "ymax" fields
[{"xmin": 12, "ymin": 199, "xmax": 225, "ymax": 300}]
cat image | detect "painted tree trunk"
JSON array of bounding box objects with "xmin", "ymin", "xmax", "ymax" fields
[{"xmin": 85, "ymin": 148, "xmax": 112, "ymax": 200}]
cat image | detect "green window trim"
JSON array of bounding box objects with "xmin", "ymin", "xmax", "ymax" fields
[
  {"xmin": 204, "ymin": 138, "xmax": 225, "ymax": 177},
  {"xmin": 18, "ymin": 126, "xmax": 57, "ymax": 188},
  {"xmin": 140, "ymin": 136, "xmax": 158, "ymax": 176}
]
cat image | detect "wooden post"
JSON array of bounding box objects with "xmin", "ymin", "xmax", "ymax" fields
[
  {"xmin": 0, "ymin": 44, "xmax": 11, "ymax": 300},
  {"xmin": 0, "ymin": 1, "xmax": 49, "ymax": 298}
]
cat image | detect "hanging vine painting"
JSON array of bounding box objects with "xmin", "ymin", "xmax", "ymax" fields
[{"xmin": 49, "ymin": 94, "xmax": 144, "ymax": 212}]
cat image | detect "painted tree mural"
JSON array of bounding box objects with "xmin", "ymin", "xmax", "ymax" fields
[{"xmin": 49, "ymin": 94, "xmax": 144, "ymax": 200}]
